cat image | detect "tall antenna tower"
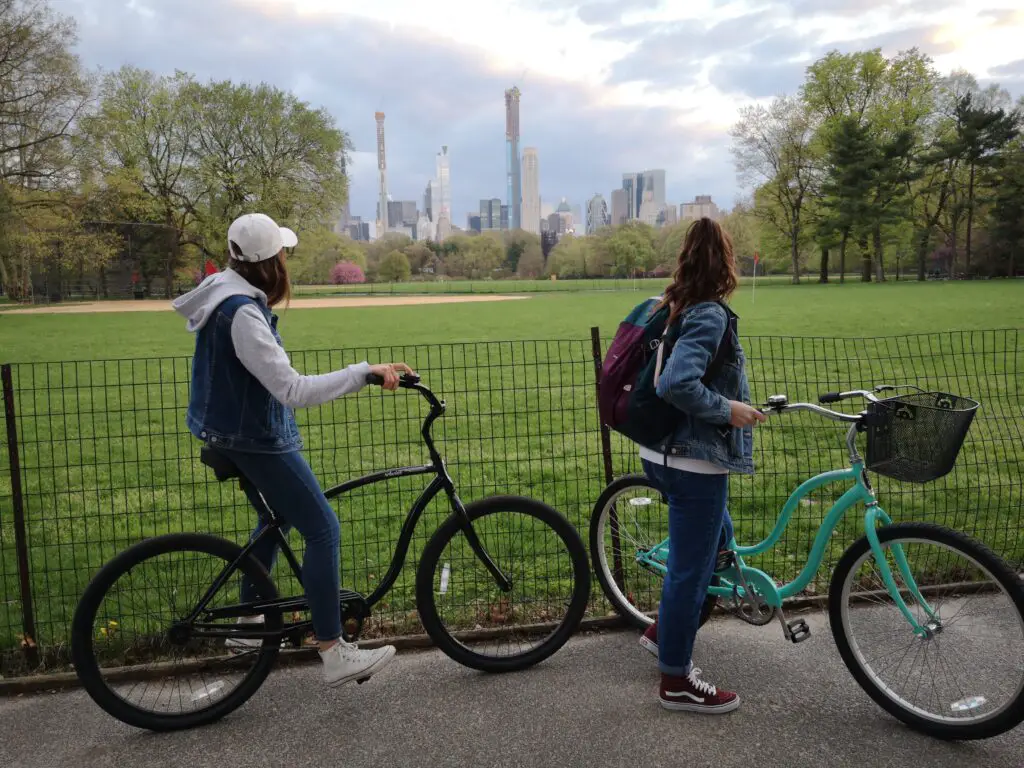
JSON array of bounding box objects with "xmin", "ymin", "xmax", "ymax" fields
[{"xmin": 375, "ymin": 112, "xmax": 389, "ymax": 233}]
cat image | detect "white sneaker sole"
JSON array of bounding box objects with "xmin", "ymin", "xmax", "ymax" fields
[
  {"xmin": 639, "ymin": 635, "xmax": 658, "ymax": 657},
  {"xmin": 660, "ymin": 695, "xmax": 741, "ymax": 714},
  {"xmin": 325, "ymin": 646, "xmax": 397, "ymax": 688}
]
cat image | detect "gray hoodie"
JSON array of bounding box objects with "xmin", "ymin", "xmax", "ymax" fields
[{"xmin": 172, "ymin": 270, "xmax": 370, "ymax": 409}]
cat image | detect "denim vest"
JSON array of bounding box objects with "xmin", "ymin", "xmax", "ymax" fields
[
  {"xmin": 653, "ymin": 301, "xmax": 755, "ymax": 474},
  {"xmin": 186, "ymin": 295, "xmax": 302, "ymax": 453}
]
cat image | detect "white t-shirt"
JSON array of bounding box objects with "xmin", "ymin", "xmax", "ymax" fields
[{"xmin": 638, "ymin": 446, "xmax": 728, "ymax": 475}]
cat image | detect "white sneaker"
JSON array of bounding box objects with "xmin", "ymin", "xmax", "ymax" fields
[
  {"xmin": 319, "ymin": 641, "xmax": 396, "ymax": 688},
  {"xmin": 225, "ymin": 615, "xmax": 269, "ymax": 653}
]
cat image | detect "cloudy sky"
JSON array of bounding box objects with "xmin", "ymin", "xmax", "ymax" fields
[{"xmin": 59, "ymin": 0, "xmax": 1024, "ymax": 228}]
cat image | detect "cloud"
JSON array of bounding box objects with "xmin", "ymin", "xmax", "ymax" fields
[
  {"xmin": 990, "ymin": 59, "xmax": 1024, "ymax": 79},
  {"xmin": 64, "ymin": 0, "xmax": 738, "ymax": 221},
  {"xmin": 847, "ymin": 24, "xmax": 956, "ymax": 57}
]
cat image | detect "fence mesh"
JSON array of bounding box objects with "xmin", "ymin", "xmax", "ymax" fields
[{"xmin": 1, "ymin": 329, "xmax": 1021, "ymax": 676}]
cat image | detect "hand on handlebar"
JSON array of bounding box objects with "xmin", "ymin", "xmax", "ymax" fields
[
  {"xmin": 367, "ymin": 362, "xmax": 415, "ymax": 391},
  {"xmin": 729, "ymin": 400, "xmax": 768, "ymax": 427}
]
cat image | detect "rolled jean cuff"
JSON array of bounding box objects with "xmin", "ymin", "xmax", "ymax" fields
[{"xmin": 659, "ymin": 660, "xmax": 694, "ymax": 677}]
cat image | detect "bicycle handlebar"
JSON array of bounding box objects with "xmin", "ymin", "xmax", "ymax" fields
[{"xmin": 366, "ymin": 372, "xmax": 422, "ymax": 388}]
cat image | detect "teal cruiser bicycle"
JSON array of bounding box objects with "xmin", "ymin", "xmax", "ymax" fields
[{"xmin": 590, "ymin": 385, "xmax": 1024, "ymax": 741}]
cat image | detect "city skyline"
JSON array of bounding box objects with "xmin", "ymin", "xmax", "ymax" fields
[{"xmin": 61, "ymin": 1, "xmax": 1023, "ymax": 235}]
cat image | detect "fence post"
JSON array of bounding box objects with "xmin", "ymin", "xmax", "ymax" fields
[
  {"xmin": 1, "ymin": 364, "xmax": 39, "ymax": 668},
  {"xmin": 590, "ymin": 328, "xmax": 625, "ymax": 592}
]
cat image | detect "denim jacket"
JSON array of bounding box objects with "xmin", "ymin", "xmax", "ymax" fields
[
  {"xmin": 185, "ymin": 294, "xmax": 302, "ymax": 453},
  {"xmin": 653, "ymin": 301, "xmax": 754, "ymax": 474}
]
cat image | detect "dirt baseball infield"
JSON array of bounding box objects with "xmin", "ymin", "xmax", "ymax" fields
[{"xmin": 2, "ymin": 294, "xmax": 530, "ymax": 315}]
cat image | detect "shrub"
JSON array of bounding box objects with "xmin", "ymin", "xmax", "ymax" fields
[{"xmin": 330, "ymin": 261, "xmax": 366, "ymax": 285}]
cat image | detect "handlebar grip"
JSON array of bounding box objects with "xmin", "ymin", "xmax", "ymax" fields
[
  {"xmin": 366, "ymin": 372, "xmax": 422, "ymax": 388},
  {"xmin": 819, "ymin": 392, "xmax": 844, "ymax": 404}
]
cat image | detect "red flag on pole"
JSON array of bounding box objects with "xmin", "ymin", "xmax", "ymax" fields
[{"xmin": 753, "ymin": 252, "xmax": 760, "ymax": 265}]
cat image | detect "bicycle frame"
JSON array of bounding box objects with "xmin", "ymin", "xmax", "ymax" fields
[
  {"xmin": 636, "ymin": 405, "xmax": 939, "ymax": 636},
  {"xmin": 184, "ymin": 378, "xmax": 511, "ymax": 642}
]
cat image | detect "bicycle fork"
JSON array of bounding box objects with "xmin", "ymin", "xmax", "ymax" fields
[{"xmin": 450, "ymin": 489, "xmax": 514, "ymax": 592}]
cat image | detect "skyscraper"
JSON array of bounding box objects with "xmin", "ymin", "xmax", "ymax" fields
[
  {"xmin": 375, "ymin": 112, "xmax": 388, "ymax": 233},
  {"xmin": 586, "ymin": 194, "xmax": 609, "ymax": 234},
  {"xmin": 423, "ymin": 181, "xmax": 433, "ymax": 223},
  {"xmin": 521, "ymin": 147, "xmax": 540, "ymax": 235},
  {"xmin": 435, "ymin": 146, "xmax": 451, "ymax": 241},
  {"xmin": 681, "ymin": 194, "xmax": 721, "ymax": 221},
  {"xmin": 505, "ymin": 87, "xmax": 522, "ymax": 230},
  {"xmin": 621, "ymin": 169, "xmax": 666, "ymax": 221},
  {"xmin": 610, "ymin": 189, "xmax": 627, "ymax": 227}
]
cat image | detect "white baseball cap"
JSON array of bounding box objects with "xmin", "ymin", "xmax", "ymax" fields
[{"xmin": 227, "ymin": 213, "xmax": 298, "ymax": 262}]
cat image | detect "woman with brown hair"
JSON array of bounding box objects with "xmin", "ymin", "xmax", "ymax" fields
[
  {"xmin": 635, "ymin": 217, "xmax": 765, "ymax": 713},
  {"xmin": 173, "ymin": 213, "xmax": 412, "ymax": 689}
]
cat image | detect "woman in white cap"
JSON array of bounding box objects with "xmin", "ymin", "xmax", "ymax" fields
[{"xmin": 173, "ymin": 213, "xmax": 412, "ymax": 688}]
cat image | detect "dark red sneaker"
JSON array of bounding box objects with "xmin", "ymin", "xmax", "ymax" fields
[
  {"xmin": 640, "ymin": 621, "xmax": 658, "ymax": 656},
  {"xmin": 659, "ymin": 668, "xmax": 740, "ymax": 714}
]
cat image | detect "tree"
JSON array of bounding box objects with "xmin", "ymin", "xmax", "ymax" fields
[
  {"xmin": 720, "ymin": 200, "xmax": 761, "ymax": 273},
  {"xmin": 379, "ymin": 250, "xmax": 411, "ymax": 282},
  {"xmin": 546, "ymin": 235, "xmax": 591, "ymax": 278},
  {"xmin": 503, "ymin": 230, "xmax": 541, "ymax": 272},
  {"xmin": 330, "ymin": 261, "xmax": 365, "ymax": 285},
  {"xmin": 288, "ymin": 228, "xmax": 365, "ymax": 284},
  {"xmin": 515, "ymin": 243, "xmax": 545, "ymax": 278},
  {"xmin": 403, "ymin": 242, "xmax": 432, "ymax": 274},
  {"xmin": 988, "ymin": 139, "xmax": 1024, "ymax": 277},
  {"xmin": 947, "ymin": 92, "xmax": 1020, "ymax": 274},
  {"xmin": 732, "ymin": 96, "xmax": 818, "ymax": 283},
  {"xmin": 184, "ymin": 79, "xmax": 351, "ymax": 238},
  {"xmin": 82, "ymin": 67, "xmax": 204, "ymax": 296},
  {"xmin": 0, "ymin": 0, "xmax": 91, "ymax": 187},
  {"xmin": 600, "ymin": 221, "xmax": 657, "ymax": 277}
]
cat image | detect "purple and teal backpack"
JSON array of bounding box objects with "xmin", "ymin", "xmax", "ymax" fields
[{"xmin": 598, "ymin": 298, "xmax": 735, "ymax": 447}]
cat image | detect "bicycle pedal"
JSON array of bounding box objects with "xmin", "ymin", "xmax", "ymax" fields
[
  {"xmin": 715, "ymin": 549, "xmax": 735, "ymax": 572},
  {"xmin": 786, "ymin": 619, "xmax": 811, "ymax": 644}
]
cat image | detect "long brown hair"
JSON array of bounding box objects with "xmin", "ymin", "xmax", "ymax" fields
[
  {"xmin": 228, "ymin": 246, "xmax": 291, "ymax": 308},
  {"xmin": 658, "ymin": 217, "xmax": 737, "ymax": 323}
]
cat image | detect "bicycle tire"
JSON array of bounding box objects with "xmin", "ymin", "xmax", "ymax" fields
[
  {"xmin": 590, "ymin": 475, "xmax": 716, "ymax": 630},
  {"xmin": 415, "ymin": 495, "xmax": 591, "ymax": 672},
  {"xmin": 71, "ymin": 533, "xmax": 282, "ymax": 731},
  {"xmin": 829, "ymin": 522, "xmax": 1024, "ymax": 740}
]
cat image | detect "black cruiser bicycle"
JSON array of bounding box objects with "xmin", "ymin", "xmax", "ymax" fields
[{"xmin": 71, "ymin": 374, "xmax": 590, "ymax": 731}]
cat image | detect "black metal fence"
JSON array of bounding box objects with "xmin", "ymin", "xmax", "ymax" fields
[{"xmin": 1, "ymin": 329, "xmax": 1022, "ymax": 677}]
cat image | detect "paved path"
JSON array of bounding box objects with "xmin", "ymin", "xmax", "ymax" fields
[{"xmin": 2, "ymin": 610, "xmax": 1022, "ymax": 768}]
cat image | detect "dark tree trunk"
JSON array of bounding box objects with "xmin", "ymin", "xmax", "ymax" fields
[
  {"xmin": 916, "ymin": 226, "xmax": 930, "ymax": 281},
  {"xmin": 839, "ymin": 229, "xmax": 848, "ymax": 284},
  {"xmin": 819, "ymin": 247, "xmax": 829, "ymax": 283},
  {"xmin": 790, "ymin": 225, "xmax": 801, "ymax": 284},
  {"xmin": 860, "ymin": 233, "xmax": 872, "ymax": 282},
  {"xmin": 873, "ymin": 225, "xmax": 885, "ymax": 282},
  {"xmin": 966, "ymin": 162, "xmax": 976, "ymax": 276}
]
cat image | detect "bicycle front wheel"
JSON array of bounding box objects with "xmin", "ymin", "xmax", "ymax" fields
[
  {"xmin": 71, "ymin": 533, "xmax": 283, "ymax": 731},
  {"xmin": 829, "ymin": 522, "xmax": 1024, "ymax": 740},
  {"xmin": 590, "ymin": 475, "xmax": 716, "ymax": 630},
  {"xmin": 415, "ymin": 496, "xmax": 591, "ymax": 672}
]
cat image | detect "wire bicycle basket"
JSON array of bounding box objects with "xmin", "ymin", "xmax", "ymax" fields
[{"xmin": 865, "ymin": 391, "xmax": 980, "ymax": 483}]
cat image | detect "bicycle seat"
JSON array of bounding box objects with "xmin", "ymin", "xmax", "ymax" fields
[{"xmin": 200, "ymin": 447, "xmax": 241, "ymax": 482}]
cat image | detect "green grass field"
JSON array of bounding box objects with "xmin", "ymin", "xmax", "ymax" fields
[
  {"xmin": 2, "ymin": 280, "xmax": 1020, "ymax": 363},
  {"xmin": 0, "ymin": 280, "xmax": 1021, "ymax": 675}
]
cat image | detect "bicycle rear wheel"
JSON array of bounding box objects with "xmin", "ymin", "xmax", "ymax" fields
[
  {"xmin": 830, "ymin": 522, "xmax": 1024, "ymax": 740},
  {"xmin": 415, "ymin": 496, "xmax": 590, "ymax": 672},
  {"xmin": 590, "ymin": 475, "xmax": 716, "ymax": 630},
  {"xmin": 71, "ymin": 533, "xmax": 283, "ymax": 731}
]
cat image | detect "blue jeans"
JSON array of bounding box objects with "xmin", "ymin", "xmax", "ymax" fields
[
  {"xmin": 642, "ymin": 460, "xmax": 734, "ymax": 676},
  {"xmin": 222, "ymin": 449, "xmax": 342, "ymax": 642}
]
